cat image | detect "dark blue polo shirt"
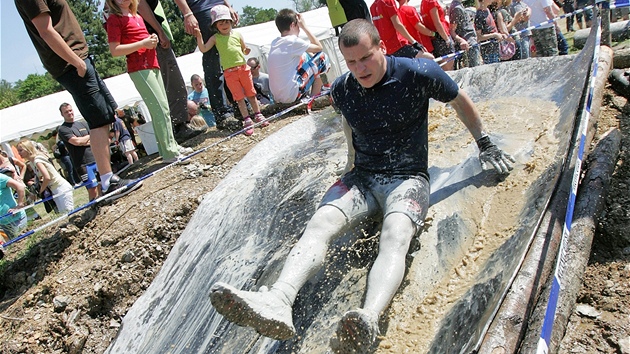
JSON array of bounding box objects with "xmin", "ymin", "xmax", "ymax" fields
[{"xmin": 331, "ymin": 56, "xmax": 459, "ymax": 179}]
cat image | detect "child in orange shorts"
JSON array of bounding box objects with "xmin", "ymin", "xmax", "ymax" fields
[{"xmin": 195, "ymin": 5, "xmax": 267, "ymax": 136}]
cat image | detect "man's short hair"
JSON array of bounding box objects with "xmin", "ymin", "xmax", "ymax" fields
[
  {"xmin": 190, "ymin": 74, "xmax": 202, "ymax": 83},
  {"xmin": 59, "ymin": 102, "xmax": 71, "ymax": 113},
  {"xmin": 247, "ymin": 57, "xmax": 260, "ymax": 66},
  {"xmin": 338, "ymin": 19, "xmax": 381, "ymax": 49},
  {"xmin": 275, "ymin": 9, "xmax": 298, "ymax": 33}
]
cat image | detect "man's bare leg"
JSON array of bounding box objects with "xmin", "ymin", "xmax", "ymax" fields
[
  {"xmin": 90, "ymin": 125, "xmax": 113, "ymax": 177},
  {"xmin": 332, "ymin": 212, "xmax": 417, "ymax": 352},
  {"xmin": 210, "ymin": 206, "xmax": 349, "ymax": 339},
  {"xmin": 310, "ymin": 76, "xmax": 324, "ymax": 97}
]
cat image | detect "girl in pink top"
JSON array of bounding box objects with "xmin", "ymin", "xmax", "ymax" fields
[{"xmin": 105, "ymin": 0, "xmax": 185, "ymax": 164}]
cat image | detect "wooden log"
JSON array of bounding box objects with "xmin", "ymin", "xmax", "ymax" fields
[
  {"xmin": 518, "ymin": 48, "xmax": 615, "ymax": 353},
  {"xmin": 520, "ymin": 129, "xmax": 622, "ymax": 353},
  {"xmin": 478, "ymin": 47, "xmax": 614, "ymax": 354},
  {"xmin": 545, "ymin": 129, "xmax": 622, "ymax": 351},
  {"xmin": 613, "ymin": 48, "xmax": 630, "ymax": 69},
  {"xmin": 573, "ymin": 20, "xmax": 629, "ymax": 49}
]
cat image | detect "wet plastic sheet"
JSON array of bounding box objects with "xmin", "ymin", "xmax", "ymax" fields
[{"xmin": 106, "ymin": 29, "xmax": 596, "ymax": 353}]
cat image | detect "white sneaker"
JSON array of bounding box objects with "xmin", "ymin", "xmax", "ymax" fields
[
  {"xmin": 330, "ymin": 309, "xmax": 380, "ymax": 353},
  {"xmin": 178, "ymin": 146, "xmax": 194, "ymax": 155},
  {"xmin": 210, "ymin": 282, "xmax": 296, "ymax": 340},
  {"xmin": 162, "ymin": 154, "xmax": 190, "ymax": 165}
]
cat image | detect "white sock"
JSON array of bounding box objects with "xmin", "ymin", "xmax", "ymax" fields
[{"xmin": 101, "ymin": 172, "xmax": 114, "ymax": 192}]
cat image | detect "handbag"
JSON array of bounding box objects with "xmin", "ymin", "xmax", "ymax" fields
[{"xmin": 499, "ymin": 40, "xmax": 516, "ymax": 61}]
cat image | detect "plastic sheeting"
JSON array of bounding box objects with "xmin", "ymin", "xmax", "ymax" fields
[{"xmin": 106, "ymin": 30, "xmax": 596, "ymax": 354}]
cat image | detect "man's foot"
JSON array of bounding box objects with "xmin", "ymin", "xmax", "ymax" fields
[
  {"xmin": 209, "ymin": 282, "xmax": 295, "ymax": 340},
  {"xmin": 101, "ymin": 175, "xmax": 143, "ymax": 203},
  {"xmin": 173, "ymin": 123, "xmax": 204, "ymax": 144},
  {"xmin": 243, "ymin": 117, "xmax": 254, "ymax": 136},
  {"xmin": 330, "ymin": 309, "xmax": 380, "ymax": 353},
  {"xmin": 216, "ymin": 113, "xmax": 242, "ymax": 131}
]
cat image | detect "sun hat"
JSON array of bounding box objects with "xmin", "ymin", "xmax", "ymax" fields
[{"xmin": 211, "ymin": 5, "xmax": 232, "ymax": 25}]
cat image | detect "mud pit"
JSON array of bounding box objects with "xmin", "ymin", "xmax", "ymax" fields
[{"xmin": 381, "ymin": 98, "xmax": 561, "ymax": 352}]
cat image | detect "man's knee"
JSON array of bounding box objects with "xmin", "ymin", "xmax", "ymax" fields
[
  {"xmin": 380, "ymin": 213, "xmax": 417, "ymax": 251},
  {"xmin": 307, "ymin": 205, "xmax": 348, "ymax": 233}
]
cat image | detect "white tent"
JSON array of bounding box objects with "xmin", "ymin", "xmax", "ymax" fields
[
  {"xmin": 0, "ymin": 6, "xmax": 348, "ymax": 146},
  {"xmin": 1, "ymin": 1, "xmax": 431, "ymax": 145}
]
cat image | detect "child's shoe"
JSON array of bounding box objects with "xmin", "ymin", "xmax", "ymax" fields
[
  {"xmin": 253, "ymin": 112, "xmax": 269, "ymax": 127},
  {"xmin": 243, "ymin": 117, "xmax": 254, "ymax": 136}
]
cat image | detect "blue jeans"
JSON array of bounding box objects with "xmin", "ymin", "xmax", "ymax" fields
[
  {"xmin": 515, "ymin": 36, "xmax": 531, "ymax": 60},
  {"xmin": 60, "ymin": 155, "xmax": 80, "ymax": 185},
  {"xmin": 194, "ymin": 10, "xmax": 232, "ymax": 118},
  {"xmin": 483, "ymin": 53, "xmax": 500, "ymax": 64}
]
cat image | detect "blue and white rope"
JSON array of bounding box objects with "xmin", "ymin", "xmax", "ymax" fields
[
  {"xmin": 0, "ymin": 91, "xmax": 328, "ymax": 249},
  {"xmin": 536, "ymin": 20, "xmax": 601, "ymax": 354}
]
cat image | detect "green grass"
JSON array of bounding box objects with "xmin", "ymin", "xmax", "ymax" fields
[{"xmin": 0, "ymin": 186, "xmax": 89, "ymax": 269}]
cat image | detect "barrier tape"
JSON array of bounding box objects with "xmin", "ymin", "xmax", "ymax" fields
[
  {"xmin": 1, "ymin": 91, "xmax": 329, "ymax": 249},
  {"xmin": 536, "ymin": 19, "xmax": 601, "ymax": 354}
]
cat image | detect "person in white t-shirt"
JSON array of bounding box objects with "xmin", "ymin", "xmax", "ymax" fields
[{"xmin": 267, "ymin": 9, "xmax": 331, "ymax": 104}]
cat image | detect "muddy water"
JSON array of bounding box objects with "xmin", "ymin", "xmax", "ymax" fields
[
  {"xmin": 380, "ymin": 97, "xmax": 560, "ymax": 353},
  {"xmin": 106, "ymin": 49, "xmax": 594, "ymax": 353}
]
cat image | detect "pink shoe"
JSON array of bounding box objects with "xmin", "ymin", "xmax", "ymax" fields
[
  {"xmin": 254, "ymin": 112, "xmax": 269, "ymax": 127},
  {"xmin": 243, "ymin": 117, "xmax": 254, "ymax": 136}
]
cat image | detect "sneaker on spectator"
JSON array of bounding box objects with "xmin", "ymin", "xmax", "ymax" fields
[
  {"xmin": 162, "ymin": 154, "xmax": 191, "ymax": 165},
  {"xmin": 178, "ymin": 146, "xmax": 194, "ymax": 155},
  {"xmin": 243, "ymin": 117, "xmax": 254, "ymax": 136},
  {"xmin": 253, "ymin": 112, "xmax": 269, "ymax": 127},
  {"xmin": 101, "ymin": 174, "xmax": 143, "ymax": 203},
  {"xmin": 173, "ymin": 123, "xmax": 204, "ymax": 144}
]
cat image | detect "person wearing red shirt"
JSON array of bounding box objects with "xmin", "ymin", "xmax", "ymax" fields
[
  {"xmin": 397, "ymin": 0, "xmax": 436, "ymax": 53},
  {"xmin": 420, "ymin": 0, "xmax": 456, "ymax": 70},
  {"xmin": 370, "ymin": 0, "xmax": 432, "ymax": 58},
  {"xmin": 105, "ymin": 0, "xmax": 187, "ymax": 164}
]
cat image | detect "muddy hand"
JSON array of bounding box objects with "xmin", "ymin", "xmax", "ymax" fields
[{"xmin": 477, "ymin": 135, "xmax": 515, "ymax": 174}]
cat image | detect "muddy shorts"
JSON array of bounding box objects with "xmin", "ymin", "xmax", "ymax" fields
[{"xmin": 319, "ymin": 170, "xmax": 430, "ymax": 229}]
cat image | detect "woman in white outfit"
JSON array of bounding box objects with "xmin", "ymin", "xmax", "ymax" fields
[{"xmin": 16, "ymin": 140, "xmax": 74, "ymax": 213}]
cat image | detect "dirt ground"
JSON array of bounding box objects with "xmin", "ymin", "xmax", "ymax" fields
[{"xmin": 0, "ymin": 81, "xmax": 628, "ymax": 353}]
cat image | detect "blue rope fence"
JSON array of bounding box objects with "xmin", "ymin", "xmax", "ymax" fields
[{"xmin": 1, "ymin": 91, "xmax": 328, "ymax": 250}]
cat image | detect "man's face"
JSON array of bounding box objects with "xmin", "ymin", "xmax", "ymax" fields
[
  {"xmin": 340, "ymin": 34, "xmax": 388, "ymax": 89},
  {"xmin": 61, "ymin": 105, "xmax": 75, "ymax": 122},
  {"xmin": 192, "ymin": 78, "xmax": 204, "ymax": 93}
]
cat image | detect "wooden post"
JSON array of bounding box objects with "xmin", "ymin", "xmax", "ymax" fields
[
  {"xmin": 518, "ymin": 46, "xmax": 614, "ymax": 353},
  {"xmin": 601, "ymin": 3, "xmax": 612, "ymax": 47},
  {"xmin": 478, "ymin": 47, "xmax": 614, "ymax": 354}
]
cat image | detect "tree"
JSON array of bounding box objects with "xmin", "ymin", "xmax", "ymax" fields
[
  {"xmin": 16, "ymin": 73, "xmax": 63, "ymax": 103},
  {"xmin": 292, "ymin": 0, "xmax": 325, "ymax": 12},
  {"xmin": 160, "ymin": 0, "xmax": 198, "ymax": 57},
  {"xmin": 0, "ymin": 80, "xmax": 20, "ymax": 110},
  {"xmin": 66, "ymin": 0, "xmax": 127, "ymax": 78},
  {"xmin": 239, "ymin": 6, "xmax": 278, "ymax": 27}
]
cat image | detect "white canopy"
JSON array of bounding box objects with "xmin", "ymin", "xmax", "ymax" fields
[{"xmin": 0, "ymin": 1, "xmax": 428, "ymax": 144}]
